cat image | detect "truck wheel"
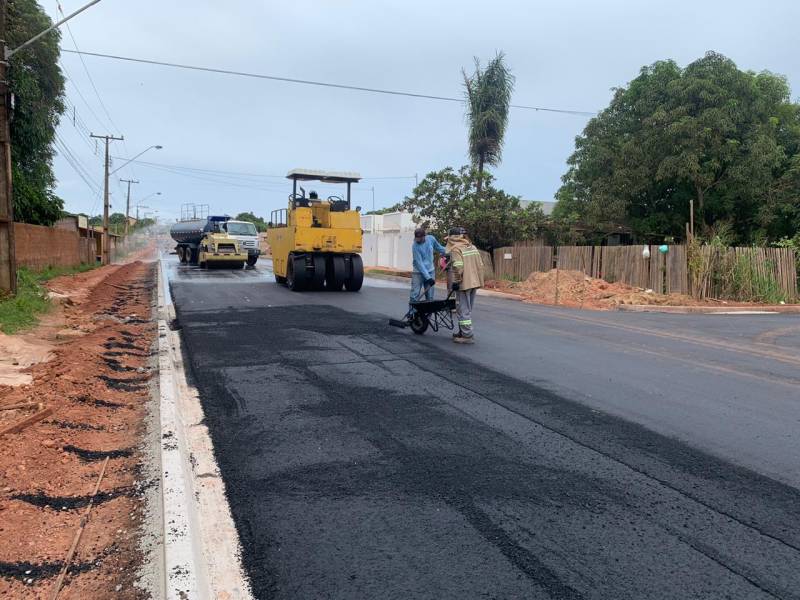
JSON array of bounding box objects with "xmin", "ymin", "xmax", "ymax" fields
[
  {"xmin": 177, "ymin": 247, "xmax": 186, "ymax": 263},
  {"xmin": 344, "ymin": 254, "xmax": 364, "ymax": 292},
  {"xmin": 326, "ymin": 255, "xmax": 346, "ymax": 291},
  {"xmin": 190, "ymin": 247, "xmax": 199, "ymax": 264},
  {"xmin": 246, "ymin": 256, "xmax": 258, "ymax": 267},
  {"xmin": 310, "ymin": 254, "xmax": 326, "ymax": 291}
]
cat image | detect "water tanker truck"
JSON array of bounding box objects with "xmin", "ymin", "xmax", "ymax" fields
[{"xmin": 170, "ymin": 215, "xmax": 258, "ymax": 268}]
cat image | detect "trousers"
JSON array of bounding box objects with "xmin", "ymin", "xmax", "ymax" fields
[
  {"xmin": 410, "ymin": 272, "xmax": 434, "ymax": 306},
  {"xmin": 456, "ymin": 288, "xmax": 477, "ymax": 338}
]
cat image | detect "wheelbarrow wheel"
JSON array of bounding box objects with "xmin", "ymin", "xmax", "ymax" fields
[{"xmin": 410, "ymin": 312, "xmax": 429, "ymax": 335}]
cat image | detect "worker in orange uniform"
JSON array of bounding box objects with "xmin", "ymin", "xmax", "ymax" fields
[{"xmin": 445, "ymin": 227, "xmax": 484, "ymax": 344}]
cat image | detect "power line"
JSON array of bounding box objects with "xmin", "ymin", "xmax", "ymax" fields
[
  {"xmin": 57, "ymin": 5, "xmax": 139, "ymax": 182},
  {"xmin": 54, "ymin": 133, "xmax": 101, "ymax": 194},
  {"xmin": 60, "ymin": 49, "xmax": 597, "ymax": 117},
  {"xmin": 109, "ymin": 156, "xmax": 418, "ymax": 184},
  {"xmin": 57, "ymin": 3, "xmax": 118, "ymax": 133}
]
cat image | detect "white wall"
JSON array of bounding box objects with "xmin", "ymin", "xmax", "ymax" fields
[{"xmin": 361, "ymin": 230, "xmax": 415, "ymax": 270}]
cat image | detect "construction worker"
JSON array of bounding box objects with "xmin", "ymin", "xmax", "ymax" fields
[
  {"xmin": 411, "ymin": 227, "xmax": 446, "ymax": 305},
  {"xmin": 445, "ymin": 226, "xmax": 484, "ymax": 344}
]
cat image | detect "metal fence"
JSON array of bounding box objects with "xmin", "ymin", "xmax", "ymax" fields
[{"xmin": 492, "ymin": 244, "xmax": 797, "ymax": 300}]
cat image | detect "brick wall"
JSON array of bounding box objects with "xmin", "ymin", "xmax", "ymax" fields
[{"xmin": 14, "ymin": 223, "xmax": 83, "ymax": 271}]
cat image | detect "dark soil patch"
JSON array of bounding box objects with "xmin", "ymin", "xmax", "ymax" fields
[
  {"xmin": 62, "ymin": 444, "xmax": 133, "ymax": 462},
  {"xmin": 12, "ymin": 486, "xmax": 134, "ymax": 510}
]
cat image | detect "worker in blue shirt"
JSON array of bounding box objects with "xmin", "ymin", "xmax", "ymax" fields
[{"xmin": 411, "ymin": 227, "xmax": 446, "ymax": 306}]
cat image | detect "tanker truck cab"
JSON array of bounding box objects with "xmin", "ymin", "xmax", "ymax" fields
[
  {"xmin": 197, "ymin": 217, "xmax": 248, "ymax": 269},
  {"xmin": 221, "ymin": 220, "xmax": 261, "ymax": 267}
]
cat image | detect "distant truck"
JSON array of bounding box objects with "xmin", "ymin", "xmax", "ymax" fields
[
  {"xmin": 220, "ymin": 219, "xmax": 261, "ymax": 266},
  {"xmin": 170, "ymin": 215, "xmax": 260, "ymax": 268}
]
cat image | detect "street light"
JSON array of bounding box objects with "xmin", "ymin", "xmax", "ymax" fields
[
  {"xmin": 134, "ymin": 192, "xmax": 161, "ymax": 221},
  {"xmin": 110, "ymin": 144, "xmax": 163, "ymax": 176}
]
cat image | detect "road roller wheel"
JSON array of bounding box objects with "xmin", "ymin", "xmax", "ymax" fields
[
  {"xmin": 326, "ymin": 255, "xmax": 346, "ymax": 291},
  {"xmin": 310, "ymin": 254, "xmax": 326, "ymax": 291},
  {"xmin": 344, "ymin": 254, "xmax": 364, "ymax": 292},
  {"xmin": 287, "ymin": 254, "xmax": 307, "ymax": 291}
]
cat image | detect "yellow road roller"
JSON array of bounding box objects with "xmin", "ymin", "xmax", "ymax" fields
[{"xmin": 268, "ymin": 169, "xmax": 364, "ymax": 291}]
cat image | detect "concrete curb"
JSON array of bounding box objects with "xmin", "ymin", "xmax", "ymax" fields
[
  {"xmin": 157, "ymin": 258, "xmax": 253, "ymax": 600},
  {"xmin": 616, "ymin": 304, "xmax": 800, "ymax": 314}
]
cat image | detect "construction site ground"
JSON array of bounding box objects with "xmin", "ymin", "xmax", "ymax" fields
[{"xmin": 0, "ymin": 248, "xmax": 159, "ymax": 599}]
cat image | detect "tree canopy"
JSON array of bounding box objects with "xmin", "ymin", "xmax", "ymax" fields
[
  {"xmin": 554, "ymin": 52, "xmax": 800, "ymax": 244},
  {"xmin": 234, "ymin": 211, "xmax": 268, "ymax": 232},
  {"xmin": 397, "ymin": 166, "xmax": 545, "ymax": 250},
  {"xmin": 463, "ymin": 53, "xmax": 514, "ymax": 190},
  {"xmin": 7, "ymin": 0, "xmax": 66, "ymax": 226}
]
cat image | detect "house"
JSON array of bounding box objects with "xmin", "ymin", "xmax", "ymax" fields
[{"xmin": 360, "ymin": 211, "xmax": 416, "ymax": 271}]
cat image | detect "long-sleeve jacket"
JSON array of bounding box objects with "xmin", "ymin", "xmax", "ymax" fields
[
  {"xmin": 446, "ymin": 235, "xmax": 484, "ymax": 290},
  {"xmin": 412, "ymin": 235, "xmax": 446, "ymax": 280}
]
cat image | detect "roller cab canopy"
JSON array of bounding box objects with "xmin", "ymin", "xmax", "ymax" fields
[{"xmin": 286, "ymin": 169, "xmax": 361, "ymax": 183}]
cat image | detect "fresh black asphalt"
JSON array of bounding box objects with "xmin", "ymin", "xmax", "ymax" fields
[{"xmin": 168, "ymin": 257, "xmax": 800, "ymax": 599}]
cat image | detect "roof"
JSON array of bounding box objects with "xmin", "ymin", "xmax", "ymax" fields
[{"xmin": 286, "ymin": 168, "xmax": 361, "ymax": 183}]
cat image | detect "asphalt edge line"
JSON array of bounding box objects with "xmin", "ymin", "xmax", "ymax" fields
[{"xmin": 158, "ymin": 258, "xmax": 254, "ymax": 599}]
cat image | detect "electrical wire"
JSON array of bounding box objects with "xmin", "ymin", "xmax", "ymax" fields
[
  {"xmin": 54, "ymin": 133, "xmax": 102, "ymax": 194},
  {"xmin": 60, "ymin": 49, "xmax": 597, "ymax": 117},
  {"xmin": 108, "ymin": 156, "xmax": 418, "ymax": 185},
  {"xmin": 57, "ymin": 4, "xmax": 138, "ymax": 179}
]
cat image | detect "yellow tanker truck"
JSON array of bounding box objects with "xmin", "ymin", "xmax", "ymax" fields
[{"xmin": 268, "ymin": 169, "xmax": 364, "ymax": 291}]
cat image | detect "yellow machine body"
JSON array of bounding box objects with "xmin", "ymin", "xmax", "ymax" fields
[
  {"xmin": 268, "ymin": 204, "xmax": 362, "ymax": 277},
  {"xmin": 198, "ymin": 232, "xmax": 247, "ymax": 268},
  {"xmin": 267, "ymin": 169, "xmax": 365, "ymax": 291}
]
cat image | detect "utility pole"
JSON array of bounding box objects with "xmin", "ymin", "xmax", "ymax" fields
[
  {"xmin": 371, "ymin": 186, "xmax": 375, "ymax": 213},
  {"xmin": 0, "ymin": 2, "xmax": 16, "ymax": 293},
  {"xmin": 91, "ymin": 133, "xmax": 123, "ymax": 265},
  {"xmin": 120, "ymin": 178, "xmax": 138, "ymax": 237}
]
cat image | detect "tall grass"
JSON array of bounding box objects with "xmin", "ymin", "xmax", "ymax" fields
[{"xmin": 0, "ymin": 264, "xmax": 97, "ymax": 334}]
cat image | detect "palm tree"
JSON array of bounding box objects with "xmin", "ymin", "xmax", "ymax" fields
[{"xmin": 463, "ymin": 53, "xmax": 515, "ymax": 193}]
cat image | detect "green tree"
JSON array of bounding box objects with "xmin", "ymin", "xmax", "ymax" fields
[
  {"xmin": 7, "ymin": 0, "xmax": 66, "ymax": 225},
  {"xmin": 555, "ymin": 52, "xmax": 800, "ymax": 244},
  {"xmin": 463, "ymin": 53, "xmax": 514, "ymax": 192},
  {"xmin": 398, "ymin": 166, "xmax": 545, "ymax": 250},
  {"xmin": 234, "ymin": 211, "xmax": 267, "ymax": 232}
]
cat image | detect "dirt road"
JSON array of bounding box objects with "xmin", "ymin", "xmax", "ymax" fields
[{"xmin": 0, "ymin": 259, "xmax": 159, "ymax": 599}]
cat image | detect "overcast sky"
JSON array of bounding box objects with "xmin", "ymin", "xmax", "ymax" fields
[{"xmin": 43, "ymin": 0, "xmax": 800, "ymax": 223}]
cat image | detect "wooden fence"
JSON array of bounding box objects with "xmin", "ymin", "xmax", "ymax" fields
[
  {"xmin": 492, "ymin": 243, "xmax": 797, "ymax": 300},
  {"xmin": 691, "ymin": 246, "xmax": 798, "ymax": 302}
]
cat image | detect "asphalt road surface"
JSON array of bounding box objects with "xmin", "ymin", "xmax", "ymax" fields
[{"xmin": 166, "ymin": 254, "xmax": 800, "ymax": 600}]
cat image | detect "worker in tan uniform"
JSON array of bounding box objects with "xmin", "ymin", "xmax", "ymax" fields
[{"xmin": 445, "ymin": 227, "xmax": 484, "ymax": 344}]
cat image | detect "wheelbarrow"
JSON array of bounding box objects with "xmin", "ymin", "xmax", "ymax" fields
[{"xmin": 389, "ymin": 285, "xmax": 457, "ymax": 335}]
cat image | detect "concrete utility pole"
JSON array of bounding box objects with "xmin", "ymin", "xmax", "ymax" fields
[
  {"xmin": 0, "ymin": 1, "xmax": 16, "ymax": 294},
  {"xmin": 91, "ymin": 133, "xmax": 123, "ymax": 265},
  {"xmin": 120, "ymin": 178, "xmax": 139, "ymax": 237}
]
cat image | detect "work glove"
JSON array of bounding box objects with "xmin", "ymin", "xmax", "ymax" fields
[
  {"xmin": 425, "ymin": 278, "xmax": 436, "ymax": 288},
  {"xmin": 451, "ymin": 283, "xmax": 460, "ymax": 291}
]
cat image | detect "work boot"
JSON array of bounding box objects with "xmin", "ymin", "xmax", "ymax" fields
[{"xmin": 453, "ymin": 335, "xmax": 474, "ymax": 345}]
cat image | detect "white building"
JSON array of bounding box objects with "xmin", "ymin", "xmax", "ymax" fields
[{"xmin": 360, "ymin": 211, "xmax": 416, "ymax": 271}]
